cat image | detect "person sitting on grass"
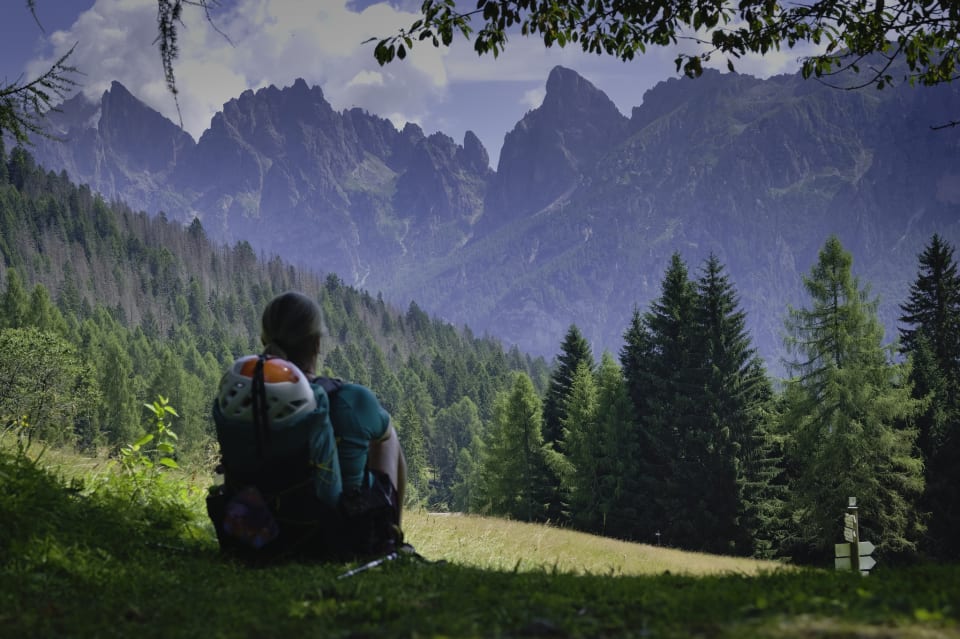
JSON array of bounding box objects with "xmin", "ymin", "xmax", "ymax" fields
[{"xmin": 209, "ymin": 291, "xmax": 407, "ymax": 560}]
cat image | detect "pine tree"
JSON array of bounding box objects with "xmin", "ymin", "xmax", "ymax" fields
[
  {"xmin": 431, "ymin": 397, "xmax": 483, "ymax": 509},
  {"xmin": 1, "ymin": 269, "xmax": 29, "ymax": 329},
  {"xmin": 93, "ymin": 333, "xmax": 142, "ymax": 448},
  {"xmin": 548, "ymin": 362, "xmax": 600, "ymax": 530},
  {"xmin": 541, "ymin": 324, "xmax": 594, "ymax": 523},
  {"xmin": 621, "ymin": 252, "xmax": 699, "ymax": 547},
  {"xmin": 594, "ymin": 351, "xmax": 641, "ymax": 540},
  {"xmin": 899, "ymin": 234, "xmax": 960, "ymax": 559},
  {"xmin": 738, "ymin": 361, "xmax": 788, "ymax": 559},
  {"xmin": 479, "ymin": 372, "xmax": 552, "ymax": 521},
  {"xmin": 451, "ymin": 435, "xmax": 484, "ymax": 512},
  {"xmin": 900, "ymin": 234, "xmax": 960, "ymax": 373},
  {"xmin": 691, "ymin": 255, "xmax": 776, "ymax": 555},
  {"xmin": 396, "ymin": 399, "xmax": 431, "ymax": 506},
  {"xmin": 26, "ymin": 284, "xmax": 68, "ymax": 335},
  {"xmin": 782, "ymin": 236, "xmax": 924, "ymax": 560},
  {"xmin": 543, "ymin": 325, "xmax": 594, "ymax": 445}
]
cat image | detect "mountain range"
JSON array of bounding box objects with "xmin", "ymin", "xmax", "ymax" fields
[{"xmin": 25, "ymin": 66, "xmax": 960, "ymax": 373}]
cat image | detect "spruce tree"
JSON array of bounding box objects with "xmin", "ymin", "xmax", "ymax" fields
[
  {"xmin": 619, "ymin": 308, "xmax": 648, "ymax": 416},
  {"xmin": 782, "ymin": 236, "xmax": 924, "ymax": 560},
  {"xmin": 541, "ymin": 324, "xmax": 594, "ymax": 523},
  {"xmin": 26, "ymin": 284, "xmax": 68, "ymax": 336},
  {"xmin": 689, "ymin": 254, "xmax": 775, "ymax": 555},
  {"xmin": 594, "ymin": 351, "xmax": 641, "ymax": 540},
  {"xmin": 559, "ymin": 360, "xmax": 602, "ymax": 530},
  {"xmin": 900, "ymin": 234, "xmax": 960, "ymax": 373},
  {"xmin": 479, "ymin": 372, "xmax": 552, "ymax": 521},
  {"xmin": 451, "ymin": 433, "xmax": 485, "ymax": 512},
  {"xmin": 95, "ymin": 334, "xmax": 142, "ymax": 447},
  {"xmin": 899, "ymin": 234, "xmax": 960, "ymax": 559},
  {"xmin": 620, "ymin": 253, "xmax": 699, "ymax": 546},
  {"xmin": 396, "ymin": 399, "xmax": 431, "ymax": 506},
  {"xmin": 543, "ymin": 325, "xmax": 594, "ymax": 445},
  {"xmin": 1, "ymin": 269, "xmax": 29, "ymax": 329},
  {"xmin": 431, "ymin": 397, "xmax": 483, "ymax": 509}
]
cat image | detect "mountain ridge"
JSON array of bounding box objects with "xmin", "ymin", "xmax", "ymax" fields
[{"xmin": 23, "ymin": 67, "xmax": 960, "ymax": 371}]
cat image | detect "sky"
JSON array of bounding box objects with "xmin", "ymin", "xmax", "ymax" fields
[{"xmin": 2, "ymin": 0, "xmax": 810, "ymax": 167}]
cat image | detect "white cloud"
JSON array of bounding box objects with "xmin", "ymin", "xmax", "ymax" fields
[
  {"xmin": 671, "ymin": 23, "xmax": 823, "ymax": 80},
  {"xmin": 521, "ymin": 87, "xmax": 545, "ymax": 111},
  {"xmin": 347, "ymin": 70, "xmax": 386, "ymax": 88},
  {"xmin": 20, "ymin": 1, "xmax": 809, "ymax": 162},
  {"xmin": 26, "ymin": 0, "xmax": 452, "ymax": 140}
]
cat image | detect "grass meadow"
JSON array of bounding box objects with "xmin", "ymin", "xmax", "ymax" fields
[{"xmin": 2, "ymin": 444, "xmax": 958, "ymax": 638}]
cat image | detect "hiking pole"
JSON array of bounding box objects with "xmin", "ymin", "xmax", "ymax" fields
[{"xmin": 337, "ymin": 551, "xmax": 399, "ymax": 579}]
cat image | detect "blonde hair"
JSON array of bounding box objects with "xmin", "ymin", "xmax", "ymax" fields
[{"xmin": 261, "ymin": 291, "xmax": 325, "ymax": 372}]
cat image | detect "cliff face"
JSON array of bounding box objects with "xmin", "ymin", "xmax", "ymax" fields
[
  {"xmin": 485, "ymin": 66, "xmax": 630, "ymax": 226},
  {"xmin": 29, "ymin": 78, "xmax": 493, "ymax": 284},
  {"xmin": 26, "ymin": 67, "xmax": 960, "ymax": 368}
]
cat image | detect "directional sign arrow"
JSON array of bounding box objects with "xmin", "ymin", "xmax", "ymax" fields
[
  {"xmin": 859, "ymin": 555, "xmax": 877, "ymax": 571},
  {"xmin": 835, "ymin": 543, "xmax": 851, "ymax": 558},
  {"xmin": 858, "ymin": 541, "xmax": 875, "ymax": 556}
]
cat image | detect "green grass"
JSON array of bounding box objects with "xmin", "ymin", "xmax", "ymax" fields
[
  {"xmin": 1, "ymin": 447, "xmax": 958, "ymax": 639},
  {"xmin": 403, "ymin": 512, "xmax": 784, "ymax": 576}
]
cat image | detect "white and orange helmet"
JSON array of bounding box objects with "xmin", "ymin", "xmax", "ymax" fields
[{"xmin": 217, "ymin": 355, "xmax": 316, "ymax": 426}]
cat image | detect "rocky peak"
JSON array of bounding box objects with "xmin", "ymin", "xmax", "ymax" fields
[
  {"xmin": 393, "ymin": 130, "xmax": 493, "ymax": 230},
  {"xmin": 98, "ymin": 81, "xmax": 195, "ymax": 173},
  {"xmin": 44, "ymin": 90, "xmax": 100, "ymax": 137},
  {"xmin": 458, "ymin": 131, "xmax": 490, "ymax": 172},
  {"xmin": 487, "ymin": 66, "xmax": 628, "ymax": 222},
  {"xmin": 541, "ymin": 66, "xmax": 622, "ymax": 122}
]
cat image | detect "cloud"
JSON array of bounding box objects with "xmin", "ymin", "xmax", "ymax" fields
[
  {"xmin": 520, "ymin": 87, "xmax": 545, "ymax": 111},
  {"xmin": 670, "ymin": 23, "xmax": 823, "ymax": 79},
  {"xmin": 26, "ymin": 0, "xmax": 452, "ymax": 140},
  {"xmin": 21, "ymin": 1, "xmax": 809, "ymax": 162}
]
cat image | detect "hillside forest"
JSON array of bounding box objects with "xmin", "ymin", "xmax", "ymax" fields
[{"xmin": 2, "ymin": 140, "xmax": 958, "ymax": 566}]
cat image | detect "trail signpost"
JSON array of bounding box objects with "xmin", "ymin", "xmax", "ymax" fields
[{"xmin": 834, "ymin": 497, "xmax": 877, "ymax": 575}]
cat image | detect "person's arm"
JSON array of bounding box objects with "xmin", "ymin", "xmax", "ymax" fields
[{"xmin": 367, "ymin": 422, "xmax": 406, "ymax": 524}]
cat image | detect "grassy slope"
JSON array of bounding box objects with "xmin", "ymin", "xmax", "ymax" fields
[
  {"xmin": 2, "ymin": 447, "xmax": 958, "ymax": 639},
  {"xmin": 404, "ymin": 512, "xmax": 783, "ymax": 577}
]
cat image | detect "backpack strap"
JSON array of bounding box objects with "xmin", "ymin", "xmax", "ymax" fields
[{"xmin": 251, "ymin": 355, "xmax": 272, "ymax": 461}]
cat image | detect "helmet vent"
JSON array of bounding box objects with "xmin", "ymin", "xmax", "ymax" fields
[{"xmin": 217, "ymin": 355, "xmax": 316, "ymax": 425}]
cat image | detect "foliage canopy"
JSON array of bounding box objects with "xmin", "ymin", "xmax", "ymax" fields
[
  {"xmin": 781, "ymin": 236, "xmax": 923, "ymax": 559},
  {"xmin": 374, "ymin": 0, "xmax": 960, "ymax": 95}
]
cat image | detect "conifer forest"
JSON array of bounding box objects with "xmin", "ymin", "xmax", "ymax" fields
[{"xmin": 2, "ymin": 141, "xmax": 958, "ymax": 566}]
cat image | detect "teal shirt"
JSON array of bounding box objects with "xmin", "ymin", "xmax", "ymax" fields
[{"xmin": 327, "ymin": 382, "xmax": 391, "ymax": 489}]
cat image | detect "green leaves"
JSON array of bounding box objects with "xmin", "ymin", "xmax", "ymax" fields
[
  {"xmin": 119, "ymin": 395, "xmax": 182, "ymax": 480},
  {"xmin": 781, "ymin": 236, "xmax": 924, "ymax": 558},
  {"xmin": 371, "ymin": 0, "xmax": 960, "ymax": 99},
  {"xmin": 0, "ymin": 44, "xmax": 78, "ymax": 144},
  {"xmin": 0, "ymin": 325, "xmax": 100, "ymax": 448}
]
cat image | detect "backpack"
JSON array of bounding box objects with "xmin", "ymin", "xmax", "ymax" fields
[{"xmin": 206, "ymin": 355, "xmax": 401, "ymax": 563}]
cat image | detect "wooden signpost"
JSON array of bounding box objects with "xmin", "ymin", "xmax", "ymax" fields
[{"xmin": 834, "ymin": 497, "xmax": 876, "ymax": 575}]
